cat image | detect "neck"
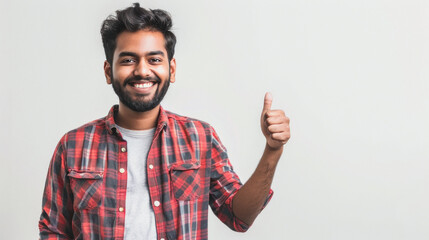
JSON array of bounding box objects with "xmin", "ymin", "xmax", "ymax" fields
[{"xmin": 115, "ymin": 102, "xmax": 160, "ymax": 130}]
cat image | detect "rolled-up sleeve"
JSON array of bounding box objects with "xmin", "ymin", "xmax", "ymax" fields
[{"xmin": 208, "ymin": 127, "xmax": 273, "ymax": 232}]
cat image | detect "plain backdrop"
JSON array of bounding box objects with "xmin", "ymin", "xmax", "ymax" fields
[{"xmin": 1, "ymin": 0, "xmax": 428, "ymax": 239}]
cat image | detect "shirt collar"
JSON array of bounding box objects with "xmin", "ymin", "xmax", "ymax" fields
[{"xmin": 105, "ymin": 105, "xmax": 168, "ymax": 135}]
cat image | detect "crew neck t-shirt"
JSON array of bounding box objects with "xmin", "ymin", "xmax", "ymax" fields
[{"xmin": 115, "ymin": 125, "xmax": 157, "ymax": 240}]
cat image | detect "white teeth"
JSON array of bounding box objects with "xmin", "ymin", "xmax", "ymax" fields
[{"xmin": 134, "ymin": 82, "xmax": 154, "ymax": 89}]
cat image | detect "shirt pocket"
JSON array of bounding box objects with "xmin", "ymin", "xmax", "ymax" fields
[
  {"xmin": 170, "ymin": 162, "xmax": 202, "ymax": 201},
  {"xmin": 68, "ymin": 169, "xmax": 103, "ymax": 210}
]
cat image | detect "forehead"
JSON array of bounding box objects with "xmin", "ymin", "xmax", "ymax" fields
[{"xmin": 114, "ymin": 30, "xmax": 166, "ymax": 55}]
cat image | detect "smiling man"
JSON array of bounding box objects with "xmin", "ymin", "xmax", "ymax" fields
[{"xmin": 39, "ymin": 3, "xmax": 290, "ymax": 240}]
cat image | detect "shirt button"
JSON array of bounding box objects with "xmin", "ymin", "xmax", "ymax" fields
[
  {"xmin": 119, "ymin": 207, "xmax": 124, "ymax": 212},
  {"xmin": 149, "ymin": 164, "xmax": 154, "ymax": 169},
  {"xmin": 121, "ymin": 147, "xmax": 127, "ymax": 152},
  {"xmin": 119, "ymin": 168, "xmax": 125, "ymax": 173},
  {"xmin": 154, "ymin": 201, "xmax": 160, "ymax": 207}
]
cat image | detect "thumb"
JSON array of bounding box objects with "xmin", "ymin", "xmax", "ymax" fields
[{"xmin": 263, "ymin": 92, "xmax": 273, "ymax": 112}]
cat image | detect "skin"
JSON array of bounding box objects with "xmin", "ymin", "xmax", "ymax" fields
[
  {"xmin": 103, "ymin": 30, "xmax": 290, "ymax": 226},
  {"xmin": 103, "ymin": 30, "xmax": 176, "ymax": 130},
  {"xmin": 232, "ymin": 92, "xmax": 290, "ymax": 225}
]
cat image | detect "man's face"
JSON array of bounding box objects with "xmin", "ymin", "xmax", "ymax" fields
[{"xmin": 104, "ymin": 30, "xmax": 176, "ymax": 112}]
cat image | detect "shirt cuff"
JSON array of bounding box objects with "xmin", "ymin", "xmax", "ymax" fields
[{"xmin": 227, "ymin": 188, "xmax": 274, "ymax": 232}]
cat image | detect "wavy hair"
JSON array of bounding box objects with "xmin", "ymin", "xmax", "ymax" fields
[{"xmin": 100, "ymin": 3, "xmax": 176, "ymax": 64}]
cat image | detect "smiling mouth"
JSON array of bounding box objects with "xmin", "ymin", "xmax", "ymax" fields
[{"xmin": 132, "ymin": 82, "xmax": 154, "ymax": 89}]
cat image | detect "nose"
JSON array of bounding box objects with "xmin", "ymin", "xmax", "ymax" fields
[{"xmin": 134, "ymin": 60, "xmax": 150, "ymax": 78}]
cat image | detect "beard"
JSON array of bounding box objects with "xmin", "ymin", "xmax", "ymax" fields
[{"xmin": 111, "ymin": 73, "xmax": 170, "ymax": 112}]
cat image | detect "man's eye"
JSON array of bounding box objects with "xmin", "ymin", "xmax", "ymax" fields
[
  {"xmin": 121, "ymin": 58, "xmax": 135, "ymax": 63},
  {"xmin": 149, "ymin": 58, "xmax": 162, "ymax": 63}
]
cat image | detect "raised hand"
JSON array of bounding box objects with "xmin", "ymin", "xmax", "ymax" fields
[{"xmin": 260, "ymin": 92, "xmax": 290, "ymax": 150}]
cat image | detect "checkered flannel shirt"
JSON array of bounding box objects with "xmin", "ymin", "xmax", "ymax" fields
[{"xmin": 39, "ymin": 105, "xmax": 273, "ymax": 240}]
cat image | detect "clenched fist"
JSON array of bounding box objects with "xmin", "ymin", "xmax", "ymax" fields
[{"xmin": 260, "ymin": 92, "xmax": 290, "ymax": 150}]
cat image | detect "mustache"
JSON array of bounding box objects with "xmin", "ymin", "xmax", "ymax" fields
[{"xmin": 123, "ymin": 75, "xmax": 161, "ymax": 86}]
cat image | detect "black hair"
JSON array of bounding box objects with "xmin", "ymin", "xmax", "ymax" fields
[{"xmin": 100, "ymin": 3, "xmax": 176, "ymax": 65}]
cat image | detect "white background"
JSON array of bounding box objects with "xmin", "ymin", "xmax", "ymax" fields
[{"xmin": 1, "ymin": 0, "xmax": 428, "ymax": 239}]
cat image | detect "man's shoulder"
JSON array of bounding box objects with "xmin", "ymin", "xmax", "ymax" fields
[
  {"xmin": 164, "ymin": 110, "xmax": 208, "ymax": 125},
  {"xmin": 163, "ymin": 109, "xmax": 213, "ymax": 131},
  {"xmin": 60, "ymin": 116, "xmax": 108, "ymax": 142},
  {"xmin": 64, "ymin": 105, "xmax": 117, "ymax": 139}
]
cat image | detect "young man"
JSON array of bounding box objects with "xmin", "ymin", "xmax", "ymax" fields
[{"xmin": 39, "ymin": 3, "xmax": 290, "ymax": 240}]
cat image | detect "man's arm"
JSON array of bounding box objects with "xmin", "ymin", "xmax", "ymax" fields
[
  {"xmin": 232, "ymin": 92, "xmax": 290, "ymax": 226},
  {"xmin": 39, "ymin": 138, "xmax": 74, "ymax": 239}
]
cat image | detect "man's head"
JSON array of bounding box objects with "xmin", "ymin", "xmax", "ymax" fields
[
  {"xmin": 100, "ymin": 3, "xmax": 176, "ymax": 112},
  {"xmin": 101, "ymin": 2, "xmax": 176, "ymax": 65}
]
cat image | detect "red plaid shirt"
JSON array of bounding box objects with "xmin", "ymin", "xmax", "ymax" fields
[{"xmin": 39, "ymin": 105, "xmax": 273, "ymax": 240}]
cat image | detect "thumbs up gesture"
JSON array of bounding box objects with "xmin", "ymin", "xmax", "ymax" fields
[{"xmin": 260, "ymin": 92, "xmax": 290, "ymax": 150}]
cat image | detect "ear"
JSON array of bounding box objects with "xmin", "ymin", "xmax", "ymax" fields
[
  {"xmin": 104, "ymin": 60, "xmax": 112, "ymax": 84},
  {"xmin": 169, "ymin": 58, "xmax": 176, "ymax": 83}
]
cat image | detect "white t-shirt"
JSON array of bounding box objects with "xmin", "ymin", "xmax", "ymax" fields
[{"xmin": 116, "ymin": 125, "xmax": 157, "ymax": 240}]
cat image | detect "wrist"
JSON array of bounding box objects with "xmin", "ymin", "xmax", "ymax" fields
[
  {"xmin": 260, "ymin": 143, "xmax": 283, "ymax": 167},
  {"xmin": 265, "ymin": 142, "xmax": 284, "ymax": 153}
]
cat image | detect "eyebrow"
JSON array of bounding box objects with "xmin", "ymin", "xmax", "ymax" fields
[
  {"xmin": 146, "ymin": 51, "xmax": 165, "ymax": 57},
  {"xmin": 118, "ymin": 51, "xmax": 165, "ymax": 58},
  {"xmin": 118, "ymin": 51, "xmax": 138, "ymax": 58}
]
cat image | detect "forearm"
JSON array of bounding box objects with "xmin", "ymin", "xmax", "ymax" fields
[{"xmin": 232, "ymin": 143, "xmax": 283, "ymax": 225}]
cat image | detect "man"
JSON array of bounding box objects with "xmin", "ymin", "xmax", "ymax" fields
[{"xmin": 39, "ymin": 3, "xmax": 290, "ymax": 240}]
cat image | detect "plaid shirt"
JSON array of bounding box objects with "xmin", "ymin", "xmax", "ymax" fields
[{"xmin": 39, "ymin": 105, "xmax": 273, "ymax": 240}]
